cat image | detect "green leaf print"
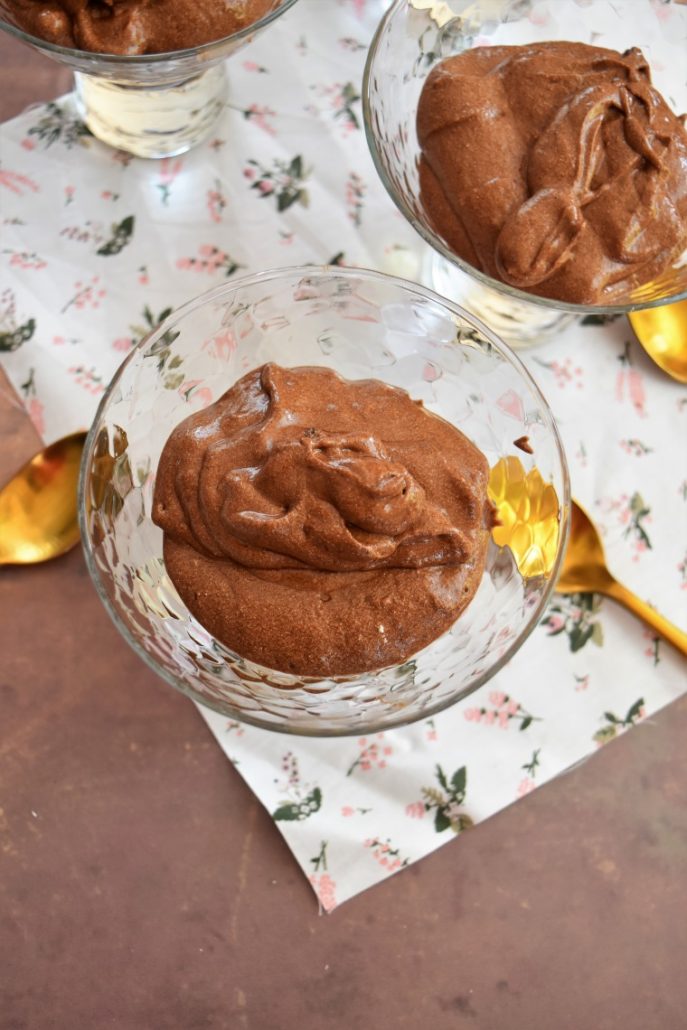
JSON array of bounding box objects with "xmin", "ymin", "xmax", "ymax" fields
[
  {"xmin": 435, "ymin": 764, "xmax": 449, "ymax": 792},
  {"xmin": 542, "ymin": 592, "xmax": 603, "ymax": 652},
  {"xmin": 273, "ymin": 802, "xmax": 303, "ymax": 821},
  {"xmin": 593, "ymin": 698, "xmax": 645, "ymax": 746},
  {"xmin": 96, "ymin": 215, "xmax": 136, "ymax": 257},
  {"xmin": 626, "ymin": 699, "xmax": 644, "ymax": 723},
  {"xmin": 273, "ymin": 787, "xmax": 322, "ymax": 822},
  {"xmin": 288, "ymin": 155, "xmax": 303, "ymax": 179},
  {"xmin": 0, "ymin": 318, "xmax": 35, "ymax": 352},
  {"xmin": 434, "ymin": 809, "xmax": 451, "ymax": 833},
  {"xmin": 419, "ymin": 765, "xmax": 471, "ymax": 834},
  {"xmin": 569, "ymin": 623, "xmax": 594, "ymax": 653},
  {"xmin": 27, "ymin": 101, "xmax": 92, "ymax": 149}
]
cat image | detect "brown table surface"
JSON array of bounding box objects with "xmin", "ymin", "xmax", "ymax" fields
[{"xmin": 1, "ymin": 32, "xmax": 686, "ymax": 1030}]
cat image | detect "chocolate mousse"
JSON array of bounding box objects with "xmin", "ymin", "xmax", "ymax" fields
[
  {"xmin": 4, "ymin": 0, "xmax": 277, "ymax": 54},
  {"xmin": 152, "ymin": 363, "xmax": 495, "ymax": 677},
  {"xmin": 417, "ymin": 42, "xmax": 687, "ymax": 304}
]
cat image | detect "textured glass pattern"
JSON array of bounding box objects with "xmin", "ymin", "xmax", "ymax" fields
[{"xmin": 79, "ymin": 267, "xmax": 569, "ymax": 735}]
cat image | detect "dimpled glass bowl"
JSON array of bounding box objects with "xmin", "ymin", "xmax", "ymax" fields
[
  {"xmin": 79, "ymin": 266, "xmax": 569, "ymax": 735},
  {"xmin": 0, "ymin": 0, "xmax": 299, "ymax": 157},
  {"xmin": 363, "ymin": 0, "xmax": 687, "ymax": 346}
]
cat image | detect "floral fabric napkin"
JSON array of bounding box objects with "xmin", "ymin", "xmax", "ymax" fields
[{"xmin": 1, "ymin": 0, "xmax": 686, "ymax": 911}]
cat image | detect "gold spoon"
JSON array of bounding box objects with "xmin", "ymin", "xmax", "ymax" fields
[
  {"xmin": 557, "ymin": 499, "xmax": 687, "ymax": 656},
  {"xmin": 628, "ymin": 300, "xmax": 687, "ymax": 383},
  {"xmin": 0, "ymin": 431, "xmax": 87, "ymax": 565},
  {"xmin": 488, "ymin": 459, "xmax": 686, "ymax": 654}
]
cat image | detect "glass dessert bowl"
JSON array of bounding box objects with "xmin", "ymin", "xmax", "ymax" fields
[
  {"xmin": 79, "ymin": 266, "xmax": 569, "ymax": 735},
  {"xmin": 363, "ymin": 0, "xmax": 687, "ymax": 347},
  {"xmin": 0, "ymin": 0, "xmax": 299, "ymax": 158}
]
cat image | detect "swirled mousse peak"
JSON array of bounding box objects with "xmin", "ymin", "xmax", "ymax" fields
[
  {"xmin": 417, "ymin": 42, "xmax": 687, "ymax": 304},
  {"xmin": 153, "ymin": 364, "xmax": 495, "ymax": 677}
]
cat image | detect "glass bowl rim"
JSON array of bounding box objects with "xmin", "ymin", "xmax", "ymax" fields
[
  {"xmin": 0, "ymin": 0, "xmax": 300, "ymax": 66},
  {"xmin": 362, "ymin": 0, "xmax": 687, "ymax": 317},
  {"xmin": 77, "ymin": 263, "xmax": 571, "ymax": 736}
]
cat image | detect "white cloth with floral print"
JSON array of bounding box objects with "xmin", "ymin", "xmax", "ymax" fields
[{"xmin": 1, "ymin": 0, "xmax": 686, "ymax": 912}]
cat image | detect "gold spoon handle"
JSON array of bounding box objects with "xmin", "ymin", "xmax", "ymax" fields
[{"xmin": 606, "ymin": 579, "xmax": 687, "ymax": 657}]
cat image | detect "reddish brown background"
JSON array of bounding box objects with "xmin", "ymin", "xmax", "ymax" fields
[{"xmin": 1, "ymin": 32, "xmax": 686, "ymax": 1030}]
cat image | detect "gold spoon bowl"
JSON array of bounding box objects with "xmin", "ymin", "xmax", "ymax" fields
[
  {"xmin": 0, "ymin": 431, "xmax": 87, "ymax": 565},
  {"xmin": 488, "ymin": 458, "xmax": 686, "ymax": 656},
  {"xmin": 557, "ymin": 500, "xmax": 687, "ymax": 656},
  {"xmin": 629, "ymin": 300, "xmax": 687, "ymax": 384}
]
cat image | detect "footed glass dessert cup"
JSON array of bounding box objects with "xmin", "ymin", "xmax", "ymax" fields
[
  {"xmin": 79, "ymin": 266, "xmax": 569, "ymax": 736},
  {"xmin": 363, "ymin": 0, "xmax": 687, "ymax": 347},
  {"xmin": 0, "ymin": 0, "xmax": 299, "ymax": 158}
]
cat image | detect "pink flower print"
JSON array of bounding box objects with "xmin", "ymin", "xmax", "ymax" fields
[
  {"xmin": 346, "ymin": 734, "xmax": 392, "ymax": 776},
  {"xmin": 64, "ymin": 184, "xmax": 75, "ymax": 206},
  {"xmin": 68, "ymin": 365, "xmax": 105, "ymax": 395},
  {"xmin": 242, "ymin": 60, "xmax": 268, "ymax": 73},
  {"xmin": 176, "ymin": 245, "xmax": 241, "ymax": 278},
  {"xmin": 422, "ymin": 361, "xmax": 441, "ymax": 383},
  {"xmin": 528, "ymin": 6, "xmax": 550, "ymax": 26},
  {"xmin": 616, "ymin": 341, "xmax": 646, "ymax": 416},
  {"xmin": 179, "ymin": 380, "xmax": 213, "ymax": 407},
  {"xmin": 113, "ymin": 337, "xmax": 134, "ymax": 353},
  {"xmin": 244, "ymin": 103, "xmax": 277, "ymax": 135},
  {"xmin": 8, "ymin": 251, "xmax": 46, "ymax": 271},
  {"xmin": 258, "ymin": 180, "xmax": 274, "ymax": 195},
  {"xmin": 345, "ymin": 171, "xmax": 366, "ymax": 226},
  {"xmin": 364, "ymin": 837, "xmax": 409, "ymax": 872},
  {"xmin": 156, "ymin": 157, "xmax": 183, "ymax": 205},
  {"xmin": 27, "ymin": 397, "xmax": 45, "ymax": 436},
  {"xmin": 628, "ymin": 369, "xmax": 646, "ymax": 417},
  {"xmin": 517, "ymin": 777, "xmax": 536, "ymax": 797},
  {"xmin": 202, "ymin": 329, "xmax": 237, "ymax": 361},
  {"xmin": 309, "ymin": 873, "xmax": 337, "ymax": 913},
  {"xmin": 405, "ymin": 802, "xmax": 425, "ymax": 819},
  {"xmin": 20, "ymin": 138, "xmax": 36, "ymax": 151},
  {"xmin": 533, "ymin": 356, "xmax": 583, "ymax": 389},
  {"xmin": 207, "ymin": 178, "xmax": 228, "ymax": 222},
  {"xmin": 341, "ymin": 806, "xmax": 354, "ymax": 817},
  {"xmin": 544, "ymin": 612, "xmax": 565, "ymax": 634},
  {"xmin": 465, "ymin": 695, "xmax": 539, "ymax": 730},
  {"xmin": 61, "ymin": 276, "xmax": 106, "ymax": 314},
  {"xmin": 574, "ymin": 674, "xmax": 590, "ymax": 691},
  {"xmin": 243, "ymin": 167, "xmax": 256, "ymax": 180},
  {"xmin": 0, "ymin": 169, "xmax": 39, "ymax": 196}
]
